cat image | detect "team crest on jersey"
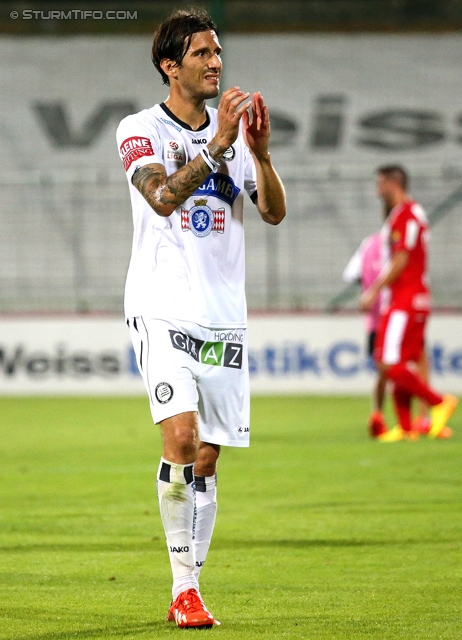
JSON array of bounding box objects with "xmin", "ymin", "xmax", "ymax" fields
[
  {"xmin": 188, "ymin": 199, "xmax": 214, "ymax": 237},
  {"xmin": 223, "ymin": 146, "xmax": 235, "ymax": 161},
  {"xmin": 181, "ymin": 198, "xmax": 225, "ymax": 237},
  {"xmin": 155, "ymin": 382, "xmax": 173, "ymax": 404}
]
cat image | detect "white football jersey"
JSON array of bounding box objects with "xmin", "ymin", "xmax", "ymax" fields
[{"xmin": 116, "ymin": 103, "xmax": 257, "ymax": 328}]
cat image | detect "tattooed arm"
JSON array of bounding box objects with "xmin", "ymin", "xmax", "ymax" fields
[
  {"xmin": 132, "ymin": 88, "xmax": 252, "ymax": 217},
  {"xmin": 132, "ymin": 157, "xmax": 212, "ymax": 218}
]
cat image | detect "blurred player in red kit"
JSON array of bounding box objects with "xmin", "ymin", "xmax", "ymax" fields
[{"xmin": 361, "ymin": 165, "xmax": 457, "ymax": 442}]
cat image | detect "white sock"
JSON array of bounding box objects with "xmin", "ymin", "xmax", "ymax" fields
[
  {"xmin": 193, "ymin": 474, "xmax": 217, "ymax": 581},
  {"xmin": 157, "ymin": 458, "xmax": 199, "ymax": 600}
]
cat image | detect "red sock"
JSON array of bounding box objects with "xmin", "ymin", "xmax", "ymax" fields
[
  {"xmin": 387, "ymin": 364, "xmax": 443, "ymax": 406},
  {"xmin": 392, "ymin": 386, "xmax": 412, "ymax": 431}
]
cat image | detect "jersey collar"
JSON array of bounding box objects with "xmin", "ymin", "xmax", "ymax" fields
[{"xmin": 160, "ymin": 102, "xmax": 210, "ymax": 132}]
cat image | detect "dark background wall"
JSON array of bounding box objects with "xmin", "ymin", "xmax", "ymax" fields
[{"xmin": 2, "ymin": 0, "xmax": 462, "ymax": 35}]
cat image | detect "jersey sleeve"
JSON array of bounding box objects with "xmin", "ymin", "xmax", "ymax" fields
[
  {"xmin": 390, "ymin": 208, "xmax": 419, "ymax": 253},
  {"xmin": 116, "ymin": 115, "xmax": 164, "ymax": 183},
  {"xmin": 342, "ymin": 243, "xmax": 363, "ymax": 283}
]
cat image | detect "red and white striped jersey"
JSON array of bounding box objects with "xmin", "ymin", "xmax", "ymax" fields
[{"xmin": 385, "ymin": 199, "xmax": 430, "ymax": 312}]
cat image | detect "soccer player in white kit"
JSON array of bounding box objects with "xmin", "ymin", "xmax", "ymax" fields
[{"xmin": 116, "ymin": 7, "xmax": 286, "ymax": 629}]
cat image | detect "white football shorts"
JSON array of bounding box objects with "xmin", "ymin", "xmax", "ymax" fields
[{"xmin": 127, "ymin": 317, "xmax": 250, "ymax": 447}]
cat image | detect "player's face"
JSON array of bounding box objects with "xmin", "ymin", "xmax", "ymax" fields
[
  {"xmin": 176, "ymin": 30, "xmax": 222, "ymax": 100},
  {"xmin": 376, "ymin": 174, "xmax": 395, "ymax": 211}
]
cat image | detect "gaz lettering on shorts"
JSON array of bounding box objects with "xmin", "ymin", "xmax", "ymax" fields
[
  {"xmin": 169, "ymin": 330, "xmax": 243, "ymax": 369},
  {"xmin": 169, "ymin": 331, "xmax": 204, "ymax": 362},
  {"xmin": 155, "ymin": 382, "xmax": 174, "ymax": 404}
]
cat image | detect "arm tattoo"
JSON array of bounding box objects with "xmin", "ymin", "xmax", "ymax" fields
[
  {"xmin": 132, "ymin": 155, "xmax": 213, "ymax": 216},
  {"xmin": 207, "ymin": 140, "xmax": 226, "ymax": 162}
]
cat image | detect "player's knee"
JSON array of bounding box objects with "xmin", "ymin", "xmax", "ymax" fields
[
  {"xmin": 195, "ymin": 443, "xmax": 220, "ymax": 476},
  {"xmin": 162, "ymin": 421, "xmax": 200, "ymax": 463},
  {"xmin": 174, "ymin": 426, "xmax": 199, "ymax": 457}
]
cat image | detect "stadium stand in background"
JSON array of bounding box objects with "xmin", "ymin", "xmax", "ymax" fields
[{"xmin": 1, "ymin": 0, "xmax": 462, "ymax": 314}]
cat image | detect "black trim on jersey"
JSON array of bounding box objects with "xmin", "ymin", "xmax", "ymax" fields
[
  {"xmin": 139, "ymin": 317, "xmax": 154, "ymax": 406},
  {"xmin": 160, "ymin": 102, "xmax": 210, "ymax": 132},
  {"xmin": 139, "ymin": 340, "xmax": 143, "ymax": 372},
  {"xmin": 250, "ymin": 190, "xmax": 258, "ymax": 205}
]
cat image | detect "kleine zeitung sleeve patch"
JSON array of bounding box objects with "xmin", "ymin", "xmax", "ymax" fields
[{"xmin": 120, "ymin": 136, "xmax": 155, "ymax": 171}]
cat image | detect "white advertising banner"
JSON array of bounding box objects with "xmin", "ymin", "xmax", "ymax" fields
[{"xmin": 0, "ymin": 315, "xmax": 461, "ymax": 396}]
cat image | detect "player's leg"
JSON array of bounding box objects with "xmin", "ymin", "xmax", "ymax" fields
[
  {"xmin": 158, "ymin": 411, "xmax": 200, "ymax": 599},
  {"xmin": 192, "ymin": 325, "xmax": 249, "ymax": 581},
  {"xmin": 374, "ymin": 371, "xmax": 387, "ymax": 412},
  {"xmin": 392, "ymin": 385, "xmax": 413, "ymax": 433},
  {"xmin": 193, "ymin": 442, "xmax": 220, "ymax": 581},
  {"xmin": 413, "ymin": 349, "xmax": 454, "ymax": 438},
  {"xmin": 376, "ymin": 310, "xmax": 457, "ymax": 438},
  {"xmin": 413, "ymin": 349, "xmax": 431, "ymax": 433},
  {"xmin": 375, "ymin": 309, "xmax": 416, "ymax": 437},
  {"xmin": 159, "ymin": 422, "xmax": 219, "ymax": 628},
  {"xmin": 128, "ymin": 317, "xmax": 218, "ymax": 627},
  {"xmin": 384, "ymin": 311, "xmax": 441, "ymax": 406},
  {"xmin": 367, "ymin": 330, "xmax": 389, "ymax": 437}
]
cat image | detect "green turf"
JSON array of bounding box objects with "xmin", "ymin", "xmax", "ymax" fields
[{"xmin": 1, "ymin": 395, "xmax": 461, "ymax": 639}]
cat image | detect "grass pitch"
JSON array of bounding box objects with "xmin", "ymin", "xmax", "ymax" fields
[{"xmin": 1, "ymin": 395, "xmax": 461, "ymax": 639}]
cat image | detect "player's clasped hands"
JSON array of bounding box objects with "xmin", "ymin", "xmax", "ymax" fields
[
  {"xmin": 243, "ymin": 92, "xmax": 270, "ymax": 160},
  {"xmin": 215, "ymin": 88, "xmax": 270, "ymax": 154},
  {"xmin": 215, "ymin": 86, "xmax": 252, "ymax": 149}
]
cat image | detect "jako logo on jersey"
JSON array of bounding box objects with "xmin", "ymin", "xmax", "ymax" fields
[
  {"xmin": 181, "ymin": 198, "xmax": 225, "ymax": 237},
  {"xmin": 169, "ymin": 546, "xmax": 190, "ymax": 553},
  {"xmin": 194, "ymin": 172, "xmax": 240, "ymax": 206},
  {"xmin": 192, "ymin": 138, "xmax": 207, "ymax": 144},
  {"xmin": 120, "ymin": 137, "xmax": 155, "ymax": 171},
  {"xmin": 165, "ymin": 140, "xmax": 186, "ymax": 163},
  {"xmin": 155, "ymin": 382, "xmax": 173, "ymax": 404},
  {"xmin": 169, "ymin": 330, "xmax": 243, "ymax": 369}
]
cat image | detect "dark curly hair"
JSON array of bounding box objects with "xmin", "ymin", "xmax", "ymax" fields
[{"xmin": 152, "ymin": 7, "xmax": 218, "ymax": 86}]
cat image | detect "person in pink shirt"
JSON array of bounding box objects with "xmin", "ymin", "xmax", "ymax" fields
[{"xmin": 343, "ymin": 231, "xmax": 388, "ymax": 436}]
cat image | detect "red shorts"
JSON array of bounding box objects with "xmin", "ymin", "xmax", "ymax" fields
[{"xmin": 374, "ymin": 308, "xmax": 428, "ymax": 365}]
